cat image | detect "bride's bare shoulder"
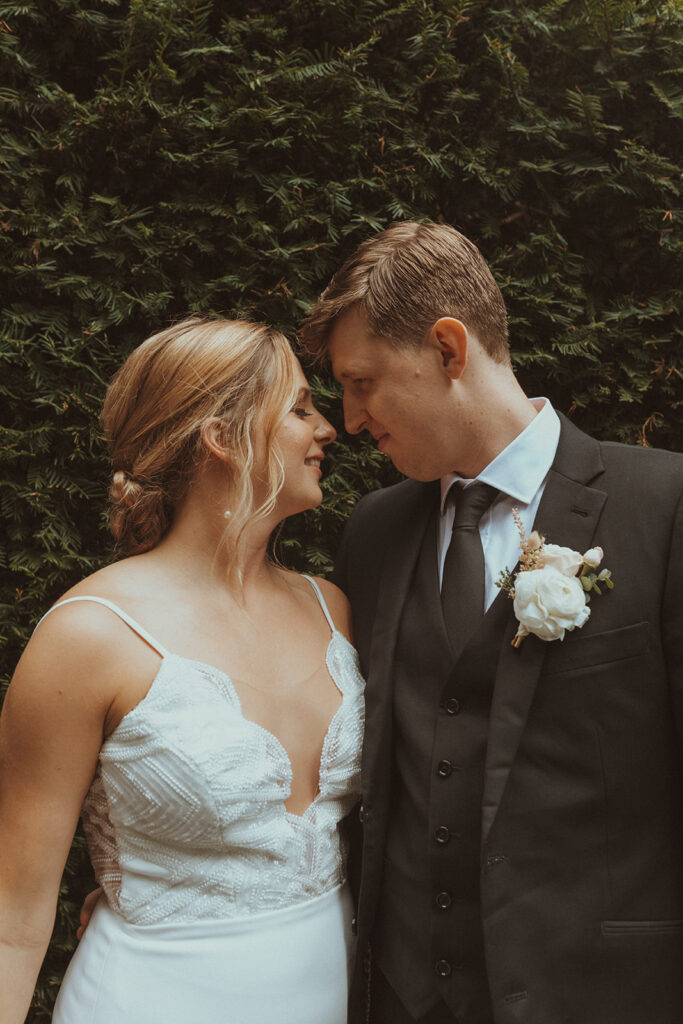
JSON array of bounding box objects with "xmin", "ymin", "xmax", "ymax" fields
[
  {"xmin": 28, "ymin": 553, "xmax": 162, "ymax": 663},
  {"xmin": 308, "ymin": 576, "xmax": 353, "ymax": 643},
  {"xmin": 12, "ymin": 554, "xmax": 164, "ymax": 739},
  {"xmin": 59, "ymin": 551, "xmax": 159, "ymax": 603}
]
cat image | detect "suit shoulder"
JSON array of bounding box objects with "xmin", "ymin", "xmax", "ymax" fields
[
  {"xmin": 352, "ymin": 477, "xmax": 426, "ymax": 516},
  {"xmin": 600, "ymin": 440, "xmax": 682, "ymax": 465},
  {"xmin": 599, "ymin": 441, "xmax": 683, "ymax": 489},
  {"xmin": 341, "ymin": 478, "xmax": 432, "ymax": 553}
]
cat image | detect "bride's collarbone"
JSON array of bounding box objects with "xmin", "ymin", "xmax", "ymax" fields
[
  {"xmin": 170, "ymin": 592, "xmax": 334, "ymax": 692},
  {"xmin": 196, "ymin": 624, "xmax": 335, "ymax": 698}
]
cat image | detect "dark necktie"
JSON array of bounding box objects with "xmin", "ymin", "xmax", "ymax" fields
[{"xmin": 441, "ymin": 482, "xmax": 498, "ymax": 656}]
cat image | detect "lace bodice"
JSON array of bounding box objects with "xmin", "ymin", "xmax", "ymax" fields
[{"xmin": 37, "ymin": 581, "xmax": 364, "ymax": 925}]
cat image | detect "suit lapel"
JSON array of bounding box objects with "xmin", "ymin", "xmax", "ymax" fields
[{"xmin": 482, "ymin": 416, "xmax": 608, "ymax": 843}]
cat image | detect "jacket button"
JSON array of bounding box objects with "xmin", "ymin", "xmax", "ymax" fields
[
  {"xmin": 358, "ymin": 804, "xmax": 365, "ymax": 824},
  {"xmin": 434, "ymin": 825, "xmax": 451, "ymax": 844},
  {"xmin": 443, "ymin": 697, "xmax": 461, "ymax": 715},
  {"xmin": 434, "ymin": 959, "xmax": 452, "ymax": 977},
  {"xmin": 351, "ymin": 915, "xmax": 358, "ymax": 935},
  {"xmin": 437, "ymin": 759, "xmax": 453, "ymax": 778},
  {"xmin": 435, "ymin": 891, "xmax": 452, "ymax": 910}
]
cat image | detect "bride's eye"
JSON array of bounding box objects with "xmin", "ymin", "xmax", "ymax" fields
[{"xmin": 293, "ymin": 407, "xmax": 314, "ymax": 419}]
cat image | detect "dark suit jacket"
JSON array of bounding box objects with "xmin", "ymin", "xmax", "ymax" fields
[{"xmin": 335, "ymin": 415, "xmax": 683, "ymax": 1024}]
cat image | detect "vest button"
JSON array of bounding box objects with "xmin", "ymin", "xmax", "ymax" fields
[
  {"xmin": 486, "ymin": 852, "xmax": 507, "ymax": 869},
  {"xmin": 434, "ymin": 959, "xmax": 452, "ymax": 977},
  {"xmin": 437, "ymin": 759, "xmax": 453, "ymax": 778},
  {"xmin": 434, "ymin": 825, "xmax": 451, "ymax": 844},
  {"xmin": 435, "ymin": 890, "xmax": 452, "ymax": 910},
  {"xmin": 444, "ymin": 697, "xmax": 461, "ymax": 715}
]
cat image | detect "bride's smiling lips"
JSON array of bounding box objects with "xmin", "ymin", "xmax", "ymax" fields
[{"xmin": 304, "ymin": 452, "xmax": 325, "ymax": 476}]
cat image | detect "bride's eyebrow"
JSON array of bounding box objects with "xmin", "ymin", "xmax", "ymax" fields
[{"xmin": 296, "ymin": 387, "xmax": 311, "ymax": 401}]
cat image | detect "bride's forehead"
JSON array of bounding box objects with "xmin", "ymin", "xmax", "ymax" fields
[{"xmin": 292, "ymin": 360, "xmax": 308, "ymax": 388}]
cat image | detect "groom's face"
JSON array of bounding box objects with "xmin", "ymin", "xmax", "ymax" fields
[{"xmin": 327, "ymin": 306, "xmax": 458, "ymax": 481}]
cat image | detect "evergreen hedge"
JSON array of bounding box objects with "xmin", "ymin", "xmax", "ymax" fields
[{"xmin": 0, "ymin": 0, "xmax": 680, "ymax": 1016}]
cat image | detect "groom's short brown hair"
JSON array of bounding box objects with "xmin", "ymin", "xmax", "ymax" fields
[{"xmin": 300, "ymin": 221, "xmax": 510, "ymax": 364}]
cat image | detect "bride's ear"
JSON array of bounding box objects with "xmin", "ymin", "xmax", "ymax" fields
[{"xmin": 200, "ymin": 418, "xmax": 233, "ymax": 465}]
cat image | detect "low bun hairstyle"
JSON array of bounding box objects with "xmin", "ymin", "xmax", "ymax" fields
[
  {"xmin": 108, "ymin": 469, "xmax": 167, "ymax": 555},
  {"xmin": 102, "ymin": 316, "xmax": 299, "ymax": 558}
]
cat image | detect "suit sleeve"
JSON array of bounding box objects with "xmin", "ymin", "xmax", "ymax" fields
[
  {"xmin": 331, "ymin": 512, "xmax": 352, "ymax": 596},
  {"xmin": 662, "ymin": 481, "xmax": 683, "ymax": 775},
  {"xmin": 331, "ymin": 488, "xmax": 382, "ymax": 600},
  {"xmin": 330, "ymin": 509, "xmax": 363, "ymax": 910}
]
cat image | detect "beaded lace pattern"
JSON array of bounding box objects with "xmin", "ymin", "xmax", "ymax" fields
[{"xmin": 36, "ymin": 580, "xmax": 365, "ymax": 925}]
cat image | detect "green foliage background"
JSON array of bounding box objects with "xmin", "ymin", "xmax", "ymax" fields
[{"xmin": 0, "ymin": 0, "xmax": 681, "ymax": 1016}]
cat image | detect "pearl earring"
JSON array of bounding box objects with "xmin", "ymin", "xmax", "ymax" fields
[{"xmin": 223, "ymin": 509, "xmax": 232, "ymax": 519}]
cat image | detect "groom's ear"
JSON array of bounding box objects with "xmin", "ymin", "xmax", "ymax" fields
[{"xmin": 429, "ymin": 317, "xmax": 468, "ymax": 381}]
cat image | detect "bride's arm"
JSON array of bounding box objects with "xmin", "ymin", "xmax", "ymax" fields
[{"xmin": 0, "ymin": 605, "xmax": 122, "ymax": 1024}]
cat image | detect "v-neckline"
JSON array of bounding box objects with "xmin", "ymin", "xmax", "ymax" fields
[
  {"xmin": 108, "ymin": 630, "xmax": 353, "ymax": 820},
  {"xmin": 173, "ymin": 636, "xmax": 345, "ymax": 819}
]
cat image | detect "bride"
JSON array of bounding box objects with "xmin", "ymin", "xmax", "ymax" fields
[{"xmin": 0, "ymin": 317, "xmax": 364, "ymax": 1023}]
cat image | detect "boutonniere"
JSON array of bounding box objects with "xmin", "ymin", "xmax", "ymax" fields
[{"xmin": 497, "ymin": 509, "xmax": 614, "ymax": 648}]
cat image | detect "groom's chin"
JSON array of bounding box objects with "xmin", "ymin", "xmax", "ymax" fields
[{"xmin": 391, "ymin": 460, "xmax": 442, "ymax": 483}]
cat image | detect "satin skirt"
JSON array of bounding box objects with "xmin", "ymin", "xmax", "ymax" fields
[{"xmin": 52, "ymin": 883, "xmax": 355, "ymax": 1024}]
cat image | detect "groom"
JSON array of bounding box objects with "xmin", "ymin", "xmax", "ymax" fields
[{"xmin": 301, "ymin": 222, "xmax": 683, "ymax": 1024}]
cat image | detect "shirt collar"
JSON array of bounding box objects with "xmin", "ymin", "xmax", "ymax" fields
[{"xmin": 440, "ymin": 398, "xmax": 561, "ymax": 513}]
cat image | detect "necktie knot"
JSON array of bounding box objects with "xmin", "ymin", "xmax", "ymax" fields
[{"xmin": 449, "ymin": 482, "xmax": 498, "ymax": 531}]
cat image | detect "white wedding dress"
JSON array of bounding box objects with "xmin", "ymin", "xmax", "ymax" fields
[{"xmin": 38, "ymin": 577, "xmax": 364, "ymax": 1024}]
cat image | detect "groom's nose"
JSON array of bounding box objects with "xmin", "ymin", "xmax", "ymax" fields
[{"xmin": 342, "ymin": 392, "xmax": 366, "ymax": 435}]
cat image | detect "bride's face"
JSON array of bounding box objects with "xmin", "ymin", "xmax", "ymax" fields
[{"xmin": 266, "ymin": 361, "xmax": 336, "ymax": 517}]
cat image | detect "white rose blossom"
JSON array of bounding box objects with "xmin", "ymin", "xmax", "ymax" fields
[
  {"xmin": 540, "ymin": 543, "xmax": 583, "ymax": 577},
  {"xmin": 513, "ymin": 567, "xmax": 591, "ymax": 642}
]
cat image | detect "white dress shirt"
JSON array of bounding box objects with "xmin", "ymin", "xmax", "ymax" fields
[{"xmin": 438, "ymin": 398, "xmax": 561, "ymax": 610}]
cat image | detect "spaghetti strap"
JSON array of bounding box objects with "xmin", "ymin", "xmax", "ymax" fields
[
  {"xmin": 34, "ymin": 596, "xmax": 168, "ymax": 658},
  {"xmin": 302, "ymin": 575, "xmax": 336, "ymax": 635}
]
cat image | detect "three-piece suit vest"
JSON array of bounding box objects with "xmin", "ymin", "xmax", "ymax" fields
[{"xmin": 374, "ymin": 508, "xmax": 508, "ymax": 1022}]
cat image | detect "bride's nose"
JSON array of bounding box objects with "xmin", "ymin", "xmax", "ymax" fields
[{"xmin": 315, "ymin": 415, "xmax": 336, "ymax": 446}]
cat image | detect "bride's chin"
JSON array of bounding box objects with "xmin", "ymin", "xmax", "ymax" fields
[
  {"xmin": 276, "ymin": 489, "xmax": 324, "ymax": 520},
  {"xmin": 298, "ymin": 490, "xmax": 324, "ymax": 514}
]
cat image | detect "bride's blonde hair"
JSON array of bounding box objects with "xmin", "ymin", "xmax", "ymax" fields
[{"xmin": 102, "ymin": 316, "xmax": 298, "ymax": 558}]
